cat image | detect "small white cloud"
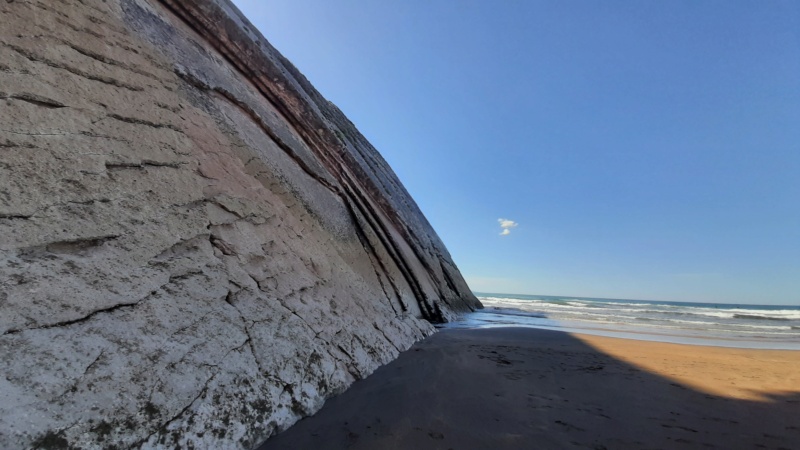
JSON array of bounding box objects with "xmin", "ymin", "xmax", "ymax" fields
[
  {"xmin": 498, "ymin": 218, "xmax": 518, "ymax": 229},
  {"xmin": 498, "ymin": 218, "xmax": 518, "ymax": 236}
]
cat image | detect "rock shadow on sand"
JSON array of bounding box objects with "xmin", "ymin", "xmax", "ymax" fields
[{"xmin": 258, "ymin": 327, "xmax": 800, "ymax": 450}]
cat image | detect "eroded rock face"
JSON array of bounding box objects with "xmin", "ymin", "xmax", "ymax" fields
[{"xmin": 0, "ymin": 0, "xmax": 480, "ymax": 448}]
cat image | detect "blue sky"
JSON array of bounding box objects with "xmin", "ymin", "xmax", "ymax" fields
[{"xmin": 231, "ymin": 1, "xmax": 799, "ymax": 305}]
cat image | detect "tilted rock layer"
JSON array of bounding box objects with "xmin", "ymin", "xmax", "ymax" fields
[{"xmin": 0, "ymin": 0, "xmax": 480, "ymax": 448}]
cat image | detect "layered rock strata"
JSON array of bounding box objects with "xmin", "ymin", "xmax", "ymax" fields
[{"xmin": 0, "ymin": 0, "xmax": 480, "ymax": 448}]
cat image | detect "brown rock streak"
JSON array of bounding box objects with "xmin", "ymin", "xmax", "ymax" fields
[{"xmin": 155, "ymin": 0, "xmax": 480, "ymax": 319}]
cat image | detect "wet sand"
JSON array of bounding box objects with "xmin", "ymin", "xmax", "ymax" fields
[{"xmin": 259, "ymin": 327, "xmax": 800, "ymax": 450}]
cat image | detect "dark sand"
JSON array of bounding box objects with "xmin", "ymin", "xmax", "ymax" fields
[{"xmin": 259, "ymin": 328, "xmax": 800, "ymax": 450}]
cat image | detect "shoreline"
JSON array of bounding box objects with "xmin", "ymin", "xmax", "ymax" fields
[
  {"xmin": 442, "ymin": 320, "xmax": 800, "ymax": 350},
  {"xmin": 471, "ymin": 294, "xmax": 800, "ymax": 351},
  {"xmin": 260, "ymin": 327, "xmax": 800, "ymax": 449}
]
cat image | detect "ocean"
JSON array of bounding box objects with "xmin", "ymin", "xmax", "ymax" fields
[{"xmin": 445, "ymin": 293, "xmax": 800, "ymax": 350}]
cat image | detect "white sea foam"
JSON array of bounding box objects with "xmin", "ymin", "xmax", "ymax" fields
[{"xmin": 475, "ymin": 294, "xmax": 800, "ymax": 343}]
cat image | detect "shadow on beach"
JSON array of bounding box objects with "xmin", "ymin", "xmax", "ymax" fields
[{"xmin": 258, "ymin": 327, "xmax": 800, "ymax": 450}]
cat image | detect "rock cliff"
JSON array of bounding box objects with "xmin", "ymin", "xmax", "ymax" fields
[{"xmin": 0, "ymin": 0, "xmax": 480, "ymax": 448}]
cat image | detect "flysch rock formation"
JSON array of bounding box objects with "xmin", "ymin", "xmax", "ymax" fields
[{"xmin": 0, "ymin": 0, "xmax": 481, "ymax": 448}]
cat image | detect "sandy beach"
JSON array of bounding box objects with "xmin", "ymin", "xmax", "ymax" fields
[{"xmin": 259, "ymin": 327, "xmax": 800, "ymax": 450}]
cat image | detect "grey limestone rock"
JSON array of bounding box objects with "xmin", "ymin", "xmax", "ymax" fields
[{"xmin": 0, "ymin": 0, "xmax": 480, "ymax": 448}]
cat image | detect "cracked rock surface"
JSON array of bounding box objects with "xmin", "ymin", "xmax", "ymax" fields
[{"xmin": 0, "ymin": 0, "xmax": 480, "ymax": 448}]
